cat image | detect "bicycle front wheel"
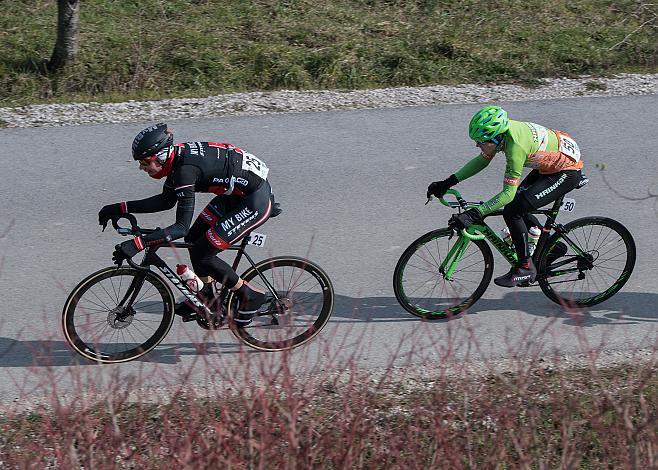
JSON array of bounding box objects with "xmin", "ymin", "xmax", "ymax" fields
[
  {"xmin": 538, "ymin": 217, "xmax": 636, "ymax": 307},
  {"xmin": 62, "ymin": 267, "xmax": 175, "ymax": 363},
  {"xmin": 229, "ymin": 257, "xmax": 334, "ymax": 351},
  {"xmin": 394, "ymin": 228, "xmax": 494, "ymax": 319}
]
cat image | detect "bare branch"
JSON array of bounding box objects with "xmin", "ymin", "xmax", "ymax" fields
[
  {"xmin": 608, "ymin": 19, "xmax": 655, "ymax": 51},
  {"xmin": 596, "ymin": 163, "xmax": 657, "ymax": 202}
]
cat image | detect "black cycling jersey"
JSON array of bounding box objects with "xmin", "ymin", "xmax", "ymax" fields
[{"xmin": 123, "ymin": 142, "xmax": 270, "ymax": 247}]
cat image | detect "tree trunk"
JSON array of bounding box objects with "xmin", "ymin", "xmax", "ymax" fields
[{"xmin": 48, "ymin": 0, "xmax": 80, "ymax": 72}]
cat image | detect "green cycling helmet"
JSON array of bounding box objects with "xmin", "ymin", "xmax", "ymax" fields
[{"xmin": 468, "ymin": 105, "xmax": 509, "ymax": 142}]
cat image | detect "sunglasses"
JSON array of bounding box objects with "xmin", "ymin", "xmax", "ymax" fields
[
  {"xmin": 138, "ymin": 155, "xmax": 158, "ymax": 166},
  {"xmin": 477, "ymin": 136, "xmax": 503, "ymax": 146}
]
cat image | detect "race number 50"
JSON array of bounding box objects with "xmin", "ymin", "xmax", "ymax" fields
[{"xmin": 560, "ymin": 197, "xmax": 576, "ymax": 212}]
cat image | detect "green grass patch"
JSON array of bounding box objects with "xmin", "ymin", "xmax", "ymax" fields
[{"xmin": 1, "ymin": 0, "xmax": 657, "ymax": 106}]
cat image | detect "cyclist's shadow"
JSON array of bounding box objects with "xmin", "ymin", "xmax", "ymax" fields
[
  {"xmin": 493, "ymin": 290, "xmax": 658, "ymax": 327},
  {"xmin": 330, "ymin": 291, "xmax": 658, "ymax": 327},
  {"xmin": 0, "ymin": 337, "xmax": 260, "ymax": 367},
  {"xmin": 3, "ymin": 291, "xmax": 654, "ymax": 367}
]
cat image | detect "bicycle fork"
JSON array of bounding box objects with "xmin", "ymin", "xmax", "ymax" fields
[
  {"xmin": 439, "ymin": 234, "xmax": 471, "ymax": 281},
  {"xmin": 112, "ymin": 272, "xmax": 147, "ymax": 321}
]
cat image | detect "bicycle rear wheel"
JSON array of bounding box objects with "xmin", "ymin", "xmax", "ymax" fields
[
  {"xmin": 394, "ymin": 228, "xmax": 494, "ymax": 319},
  {"xmin": 229, "ymin": 257, "xmax": 334, "ymax": 351},
  {"xmin": 62, "ymin": 267, "xmax": 175, "ymax": 363},
  {"xmin": 538, "ymin": 217, "xmax": 636, "ymax": 307}
]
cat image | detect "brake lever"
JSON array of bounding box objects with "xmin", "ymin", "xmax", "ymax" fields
[
  {"xmin": 111, "ymin": 214, "xmax": 141, "ymax": 237},
  {"xmin": 447, "ymin": 219, "xmax": 457, "ymax": 239}
]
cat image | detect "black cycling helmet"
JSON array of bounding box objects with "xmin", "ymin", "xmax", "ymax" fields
[{"xmin": 132, "ymin": 123, "xmax": 174, "ymax": 160}]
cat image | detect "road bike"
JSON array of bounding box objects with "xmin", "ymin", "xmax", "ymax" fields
[
  {"xmin": 394, "ymin": 187, "xmax": 635, "ymax": 318},
  {"xmin": 62, "ymin": 214, "xmax": 334, "ymax": 363}
]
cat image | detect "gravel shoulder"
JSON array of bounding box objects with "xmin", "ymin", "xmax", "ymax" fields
[{"xmin": 1, "ymin": 73, "xmax": 656, "ymax": 128}]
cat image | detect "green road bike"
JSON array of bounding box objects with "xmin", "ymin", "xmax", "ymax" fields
[{"xmin": 394, "ymin": 189, "xmax": 636, "ymax": 319}]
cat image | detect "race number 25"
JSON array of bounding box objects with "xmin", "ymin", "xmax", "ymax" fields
[{"xmin": 247, "ymin": 232, "xmax": 267, "ymax": 247}]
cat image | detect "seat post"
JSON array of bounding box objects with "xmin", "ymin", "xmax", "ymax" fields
[{"xmin": 551, "ymin": 195, "xmax": 565, "ymax": 212}]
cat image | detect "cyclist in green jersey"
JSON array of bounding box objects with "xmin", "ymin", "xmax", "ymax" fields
[{"xmin": 427, "ymin": 105, "xmax": 584, "ymax": 287}]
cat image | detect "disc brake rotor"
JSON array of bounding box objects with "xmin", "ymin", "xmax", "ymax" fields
[{"xmin": 107, "ymin": 306, "xmax": 134, "ymax": 329}]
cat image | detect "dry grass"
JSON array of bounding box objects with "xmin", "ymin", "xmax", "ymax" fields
[{"xmin": 0, "ymin": 326, "xmax": 655, "ymax": 469}]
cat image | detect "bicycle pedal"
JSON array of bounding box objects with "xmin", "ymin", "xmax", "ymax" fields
[{"xmin": 258, "ymin": 296, "xmax": 290, "ymax": 315}]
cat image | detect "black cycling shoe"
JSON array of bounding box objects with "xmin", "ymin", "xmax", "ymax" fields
[
  {"xmin": 175, "ymin": 284, "xmax": 215, "ymax": 319},
  {"xmin": 494, "ymin": 260, "xmax": 537, "ymax": 288},
  {"xmin": 233, "ymin": 284, "xmax": 268, "ymax": 327},
  {"xmin": 174, "ymin": 300, "xmax": 195, "ymax": 319},
  {"xmin": 198, "ymin": 283, "xmax": 220, "ymax": 310},
  {"xmin": 546, "ymin": 241, "xmax": 568, "ymax": 266}
]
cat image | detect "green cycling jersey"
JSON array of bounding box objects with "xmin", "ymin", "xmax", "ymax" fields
[{"xmin": 454, "ymin": 119, "xmax": 583, "ymax": 215}]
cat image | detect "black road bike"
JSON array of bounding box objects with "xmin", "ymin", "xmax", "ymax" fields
[
  {"xmin": 63, "ymin": 214, "xmax": 334, "ymax": 363},
  {"xmin": 394, "ymin": 188, "xmax": 636, "ymax": 319}
]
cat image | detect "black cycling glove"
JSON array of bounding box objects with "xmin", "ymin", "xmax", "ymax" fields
[
  {"xmin": 112, "ymin": 237, "xmax": 144, "ymax": 266},
  {"xmin": 449, "ymin": 208, "xmax": 482, "ymax": 230},
  {"xmin": 98, "ymin": 202, "xmax": 125, "ymax": 228},
  {"xmin": 427, "ymin": 174, "xmax": 459, "ymax": 199}
]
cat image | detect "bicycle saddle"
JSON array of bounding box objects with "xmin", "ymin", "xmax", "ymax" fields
[
  {"xmin": 270, "ymin": 194, "xmax": 283, "ymax": 218},
  {"xmin": 576, "ymin": 172, "xmax": 589, "ymax": 189}
]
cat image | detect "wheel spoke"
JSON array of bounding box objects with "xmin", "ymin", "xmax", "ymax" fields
[
  {"xmin": 540, "ymin": 219, "xmax": 634, "ymax": 306},
  {"xmin": 63, "ymin": 268, "xmax": 173, "ymax": 363},
  {"xmin": 233, "ymin": 259, "xmax": 333, "ymax": 351},
  {"xmin": 395, "ymin": 230, "xmax": 491, "ymax": 318}
]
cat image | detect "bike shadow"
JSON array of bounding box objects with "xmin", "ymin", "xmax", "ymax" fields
[
  {"xmin": 331, "ymin": 291, "xmax": 658, "ymax": 327},
  {"xmin": 496, "ymin": 290, "xmax": 658, "ymax": 327},
  {"xmin": 2, "ymin": 291, "xmax": 653, "ymax": 368},
  {"xmin": 0, "ymin": 336, "xmax": 260, "ymax": 368}
]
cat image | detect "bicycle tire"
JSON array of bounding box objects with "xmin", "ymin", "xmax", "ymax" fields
[
  {"xmin": 537, "ymin": 217, "xmax": 636, "ymax": 307},
  {"xmin": 394, "ymin": 228, "xmax": 494, "ymax": 319},
  {"xmin": 62, "ymin": 266, "xmax": 175, "ymax": 363},
  {"xmin": 228, "ymin": 256, "xmax": 334, "ymax": 351}
]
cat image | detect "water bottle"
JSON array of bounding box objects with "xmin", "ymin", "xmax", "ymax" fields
[
  {"xmin": 527, "ymin": 226, "xmax": 541, "ymax": 256},
  {"xmin": 500, "ymin": 227, "xmax": 513, "ymax": 246},
  {"xmin": 176, "ymin": 264, "xmax": 204, "ymax": 292}
]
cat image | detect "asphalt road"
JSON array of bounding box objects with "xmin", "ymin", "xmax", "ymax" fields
[{"xmin": 1, "ymin": 95, "xmax": 656, "ymax": 402}]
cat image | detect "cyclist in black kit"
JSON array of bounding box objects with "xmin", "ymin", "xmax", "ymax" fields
[{"xmin": 98, "ymin": 123, "xmax": 275, "ymax": 325}]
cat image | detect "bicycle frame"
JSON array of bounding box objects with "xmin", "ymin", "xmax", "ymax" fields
[
  {"xmin": 118, "ymin": 235, "xmax": 281, "ymax": 318},
  {"xmin": 440, "ymin": 194, "xmax": 590, "ymax": 280}
]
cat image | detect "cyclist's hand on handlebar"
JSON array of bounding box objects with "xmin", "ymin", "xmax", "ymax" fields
[
  {"xmin": 112, "ymin": 237, "xmax": 145, "ymax": 266},
  {"xmin": 98, "ymin": 203, "xmax": 124, "ymax": 230},
  {"xmin": 426, "ymin": 181, "xmax": 449, "ymax": 199},
  {"xmin": 426, "ymin": 174, "xmax": 459, "ymax": 199},
  {"xmin": 449, "ymin": 208, "xmax": 482, "ymax": 231}
]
